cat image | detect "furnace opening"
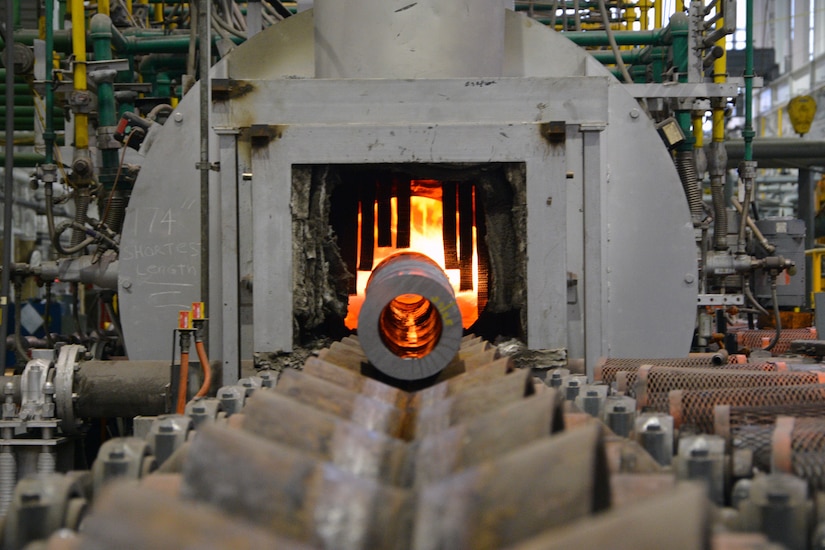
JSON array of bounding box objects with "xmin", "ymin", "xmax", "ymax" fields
[{"xmin": 291, "ymin": 163, "xmax": 528, "ymax": 345}]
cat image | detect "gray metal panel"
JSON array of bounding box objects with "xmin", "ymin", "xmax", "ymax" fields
[
  {"xmin": 251, "ymin": 144, "xmax": 293, "ymax": 354},
  {"xmin": 314, "ymin": 0, "xmax": 505, "ymax": 78},
  {"xmin": 582, "ymin": 126, "xmax": 608, "ymax": 378},
  {"xmin": 216, "ymin": 129, "xmax": 241, "ymax": 384},
  {"xmin": 525, "ymin": 151, "xmax": 568, "ymax": 349},
  {"xmin": 220, "ymin": 77, "xmax": 610, "ymax": 127}
]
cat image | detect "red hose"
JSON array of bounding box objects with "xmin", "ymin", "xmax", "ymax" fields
[
  {"xmin": 176, "ymin": 351, "xmax": 189, "ymax": 414},
  {"xmin": 194, "ymin": 340, "xmax": 212, "ymax": 398}
]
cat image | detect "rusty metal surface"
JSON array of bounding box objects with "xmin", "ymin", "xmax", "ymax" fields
[
  {"xmin": 413, "ymin": 390, "xmax": 564, "ymax": 485},
  {"xmin": 275, "ymin": 368, "xmax": 405, "ymax": 437},
  {"xmin": 412, "ymin": 367, "xmax": 534, "ymax": 438},
  {"xmin": 413, "ymin": 423, "xmax": 610, "ymax": 549},
  {"xmin": 81, "ymin": 483, "xmax": 311, "ymax": 550},
  {"xmin": 506, "ymin": 483, "xmax": 708, "ymax": 550},
  {"xmin": 182, "ymin": 424, "xmax": 415, "ymax": 548},
  {"xmin": 242, "ymin": 390, "xmax": 411, "ymax": 486}
]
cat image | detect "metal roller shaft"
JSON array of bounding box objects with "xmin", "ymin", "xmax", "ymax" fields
[{"xmin": 358, "ymin": 252, "xmax": 463, "ymax": 381}]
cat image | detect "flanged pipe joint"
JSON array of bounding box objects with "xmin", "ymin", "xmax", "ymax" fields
[{"xmin": 358, "ymin": 252, "xmax": 463, "ymax": 381}]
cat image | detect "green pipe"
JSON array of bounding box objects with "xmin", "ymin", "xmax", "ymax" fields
[
  {"xmin": 591, "ymin": 48, "xmax": 653, "ymax": 65},
  {"xmin": 564, "ymin": 28, "xmax": 671, "ymax": 47},
  {"xmin": 12, "ymin": 0, "xmax": 20, "ymax": 30},
  {"xmin": 0, "ymin": 153, "xmax": 47, "ymax": 167},
  {"xmin": 0, "ymin": 107, "xmax": 62, "ymax": 117},
  {"xmin": 91, "ymin": 14, "xmax": 120, "ymax": 189},
  {"xmin": 670, "ymin": 12, "xmax": 694, "ymax": 150},
  {"xmin": 138, "ymin": 53, "xmax": 187, "ymax": 74},
  {"xmin": 45, "ymin": 0, "xmax": 56, "ymax": 165},
  {"xmin": 743, "ymin": 0, "xmax": 754, "ymax": 162},
  {"xmin": 110, "ymin": 25, "xmax": 245, "ymax": 55},
  {"xmin": 0, "ymin": 29, "xmax": 73, "ymax": 52}
]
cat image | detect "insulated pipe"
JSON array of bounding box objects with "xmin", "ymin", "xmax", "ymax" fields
[
  {"xmin": 73, "ymin": 360, "xmax": 171, "ymax": 418},
  {"xmin": 358, "ymin": 252, "xmax": 463, "ymax": 381}
]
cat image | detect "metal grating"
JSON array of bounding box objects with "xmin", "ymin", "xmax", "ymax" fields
[
  {"xmin": 773, "ymin": 417, "xmax": 825, "ymax": 491},
  {"xmin": 733, "ymin": 327, "xmax": 817, "ymax": 355},
  {"xmin": 595, "ymin": 357, "xmax": 777, "ymax": 387},
  {"xmin": 674, "ymin": 385, "xmax": 825, "ymax": 433},
  {"xmin": 637, "ymin": 366, "xmax": 825, "ymax": 412}
]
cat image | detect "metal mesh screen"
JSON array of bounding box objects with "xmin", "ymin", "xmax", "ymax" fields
[
  {"xmin": 674, "ymin": 385, "xmax": 825, "ymax": 434},
  {"xmin": 733, "ymin": 424, "xmax": 774, "ymax": 472},
  {"xmin": 733, "ymin": 328, "xmax": 817, "ymax": 355},
  {"xmin": 596, "ymin": 359, "xmax": 782, "ymax": 387},
  {"xmin": 638, "ymin": 367, "xmax": 824, "ymax": 412},
  {"xmin": 780, "ymin": 418, "xmax": 825, "ymax": 491}
]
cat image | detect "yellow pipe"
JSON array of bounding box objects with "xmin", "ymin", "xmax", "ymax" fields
[
  {"xmin": 806, "ymin": 249, "xmax": 824, "ymax": 305},
  {"xmin": 778, "ymin": 107, "xmax": 783, "ymax": 137},
  {"xmin": 692, "ymin": 115, "xmax": 704, "ymax": 148},
  {"xmin": 640, "ymin": 0, "xmax": 649, "ymax": 30},
  {"xmin": 98, "ymin": 0, "xmax": 110, "ymax": 15},
  {"xmin": 71, "ymin": 0, "xmax": 88, "ymax": 149},
  {"xmin": 711, "ymin": 11, "xmax": 726, "ymax": 143},
  {"xmin": 654, "ymin": 0, "xmax": 662, "ymax": 29},
  {"xmin": 127, "ymin": 0, "xmax": 133, "ymax": 13},
  {"xmin": 154, "ymin": 2, "xmax": 164, "ymax": 23}
]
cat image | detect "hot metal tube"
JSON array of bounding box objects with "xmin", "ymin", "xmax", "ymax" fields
[{"xmin": 358, "ymin": 252, "xmax": 463, "ymax": 381}]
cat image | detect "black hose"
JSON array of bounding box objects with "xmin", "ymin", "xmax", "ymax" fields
[
  {"xmin": 764, "ymin": 277, "xmax": 781, "ymax": 352},
  {"xmin": 43, "ymin": 282, "xmax": 54, "ymax": 348},
  {"xmin": 263, "ymin": 0, "xmax": 292, "ymax": 19}
]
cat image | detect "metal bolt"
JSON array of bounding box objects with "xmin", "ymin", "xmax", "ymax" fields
[
  {"xmin": 122, "ymin": 279, "xmax": 132, "ymax": 290},
  {"xmin": 546, "ymin": 197, "xmax": 553, "ymax": 206},
  {"xmin": 630, "ymin": 109, "xmax": 640, "ymax": 119},
  {"xmin": 174, "ymin": 112, "xmax": 184, "ymax": 123},
  {"xmin": 684, "ymin": 273, "xmax": 695, "ymax": 284}
]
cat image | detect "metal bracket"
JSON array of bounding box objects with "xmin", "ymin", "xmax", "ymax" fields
[
  {"xmin": 54, "ymin": 344, "xmax": 85, "ymax": 435},
  {"xmin": 697, "ymin": 294, "xmax": 744, "ymax": 306},
  {"xmin": 195, "ymin": 161, "xmax": 220, "ymax": 172}
]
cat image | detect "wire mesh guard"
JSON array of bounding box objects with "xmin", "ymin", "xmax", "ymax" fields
[
  {"xmin": 635, "ymin": 366, "xmax": 822, "ymax": 412},
  {"xmin": 711, "ymin": 401, "xmax": 825, "ymax": 473},
  {"xmin": 772, "ymin": 416, "xmax": 825, "ymax": 491},
  {"xmin": 732, "ymin": 327, "xmax": 817, "ymax": 355},
  {"xmin": 672, "ymin": 385, "xmax": 825, "ymax": 434},
  {"xmin": 595, "ymin": 357, "xmax": 781, "ymax": 389}
]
